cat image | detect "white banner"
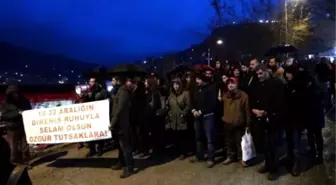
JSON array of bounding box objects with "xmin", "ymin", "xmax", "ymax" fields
[{"xmin": 22, "ymin": 100, "xmax": 111, "ymax": 144}]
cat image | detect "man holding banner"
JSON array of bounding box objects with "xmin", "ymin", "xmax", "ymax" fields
[{"xmin": 110, "ymin": 77, "xmax": 136, "ymax": 179}]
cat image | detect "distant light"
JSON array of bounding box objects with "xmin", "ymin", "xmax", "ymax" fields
[
  {"xmin": 326, "ymin": 13, "xmax": 330, "ymax": 17},
  {"xmin": 15, "ymin": 72, "xmax": 18, "ymax": 75},
  {"xmin": 308, "ymin": 54, "xmax": 314, "ymax": 59},
  {"xmin": 58, "ymin": 74, "xmax": 61, "ymax": 77},
  {"xmin": 25, "ymin": 65, "xmax": 28, "ymax": 68},
  {"xmin": 259, "ymin": 20, "xmax": 264, "ymax": 23},
  {"xmin": 71, "ymin": 70, "xmax": 74, "ymax": 73},
  {"xmin": 18, "ymin": 79, "xmax": 21, "ymax": 82},
  {"xmin": 5, "ymin": 72, "xmax": 7, "ymax": 74},
  {"xmin": 265, "ymin": 20, "xmax": 269, "ymax": 23},
  {"xmin": 20, "ymin": 74, "xmax": 23, "ymax": 77},
  {"xmin": 143, "ymin": 60, "xmax": 147, "ymax": 64},
  {"xmin": 216, "ymin": 39, "xmax": 223, "ymax": 45},
  {"xmin": 77, "ymin": 82, "xmax": 80, "ymax": 84},
  {"xmin": 210, "ymin": 58, "xmax": 213, "ymax": 60},
  {"xmin": 78, "ymin": 75, "xmax": 81, "ymax": 78},
  {"xmin": 192, "ymin": 48, "xmax": 194, "ymax": 51},
  {"xmin": 232, "ymin": 21, "xmax": 236, "ymax": 24},
  {"xmin": 58, "ymin": 80, "xmax": 64, "ymax": 84},
  {"xmin": 330, "ymin": 57, "xmax": 334, "ymax": 63},
  {"xmin": 190, "ymin": 57, "xmax": 192, "ymax": 59},
  {"xmin": 154, "ymin": 66, "xmax": 157, "ymax": 69}
]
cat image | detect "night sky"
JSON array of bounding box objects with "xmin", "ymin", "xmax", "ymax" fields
[{"xmin": 0, "ymin": 0, "xmax": 277, "ymax": 65}]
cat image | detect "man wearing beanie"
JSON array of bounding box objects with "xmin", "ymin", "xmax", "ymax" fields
[{"xmin": 189, "ymin": 71, "xmax": 217, "ymax": 168}]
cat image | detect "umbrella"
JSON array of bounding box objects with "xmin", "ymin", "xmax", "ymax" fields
[
  {"xmin": 193, "ymin": 64, "xmax": 214, "ymax": 72},
  {"xmin": 107, "ymin": 64, "xmax": 146, "ymax": 76},
  {"xmin": 265, "ymin": 45, "xmax": 298, "ymax": 56},
  {"xmin": 82, "ymin": 66, "xmax": 108, "ymax": 79}
]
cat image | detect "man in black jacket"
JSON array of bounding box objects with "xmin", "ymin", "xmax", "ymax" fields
[
  {"xmin": 190, "ymin": 72, "xmax": 217, "ymax": 168},
  {"xmin": 250, "ymin": 65, "xmax": 284, "ymax": 181},
  {"xmin": 85, "ymin": 77, "xmax": 108, "ymax": 157},
  {"xmin": 110, "ymin": 78, "xmax": 135, "ymax": 179}
]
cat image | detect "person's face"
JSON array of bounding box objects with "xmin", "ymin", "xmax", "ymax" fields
[
  {"xmin": 173, "ymin": 82, "xmax": 180, "ymax": 91},
  {"xmin": 233, "ymin": 69, "xmax": 240, "ymax": 77},
  {"xmin": 227, "ymin": 81, "xmax": 238, "ymax": 91},
  {"xmin": 241, "ymin": 65, "xmax": 248, "ymax": 72},
  {"xmin": 222, "ymin": 75, "xmax": 228, "ymax": 83},
  {"xmin": 216, "ymin": 62, "xmax": 221, "ymax": 69},
  {"xmin": 111, "ymin": 78, "xmax": 117, "ymax": 86},
  {"xmin": 249, "ymin": 59, "xmax": 258, "ymax": 71},
  {"xmin": 196, "ymin": 77, "xmax": 203, "ymax": 86},
  {"xmin": 125, "ymin": 80, "xmax": 133, "ymax": 90},
  {"xmin": 256, "ymin": 69, "xmax": 266, "ymax": 81},
  {"xmin": 205, "ymin": 70, "xmax": 212, "ymax": 78},
  {"xmin": 89, "ymin": 78, "xmax": 96, "ymax": 87},
  {"xmin": 285, "ymin": 73, "xmax": 294, "ymax": 81},
  {"xmin": 286, "ymin": 58, "xmax": 294, "ymax": 66},
  {"xmin": 269, "ymin": 58, "xmax": 277, "ymax": 69},
  {"xmin": 186, "ymin": 76, "xmax": 191, "ymax": 83}
]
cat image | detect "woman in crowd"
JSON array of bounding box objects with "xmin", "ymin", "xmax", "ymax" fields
[{"xmin": 166, "ymin": 78, "xmax": 191, "ymax": 160}]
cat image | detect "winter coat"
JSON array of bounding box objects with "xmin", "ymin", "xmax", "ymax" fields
[
  {"xmin": 110, "ymin": 85, "xmax": 132, "ymax": 135},
  {"xmin": 221, "ymin": 90, "xmax": 251, "ymax": 127},
  {"xmin": 283, "ymin": 80, "xmax": 306, "ymax": 128},
  {"xmin": 191, "ymin": 83, "xmax": 217, "ymax": 116},
  {"xmin": 249, "ymin": 77, "xmax": 285, "ymax": 125},
  {"xmin": 1, "ymin": 86, "xmax": 31, "ymax": 130},
  {"xmin": 167, "ymin": 84, "xmax": 191, "ymax": 130}
]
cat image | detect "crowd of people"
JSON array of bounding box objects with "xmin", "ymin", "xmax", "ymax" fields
[
  {"xmin": 0, "ymin": 56, "xmax": 334, "ymax": 182},
  {"xmin": 81, "ymin": 56, "xmax": 334, "ymax": 180}
]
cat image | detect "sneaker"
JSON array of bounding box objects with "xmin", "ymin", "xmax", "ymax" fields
[
  {"xmin": 222, "ymin": 157, "xmax": 234, "ymax": 165},
  {"xmin": 120, "ymin": 169, "xmax": 134, "ymax": 179},
  {"xmin": 240, "ymin": 160, "xmax": 248, "ymax": 168},
  {"xmin": 267, "ymin": 172, "xmax": 278, "ymax": 181},
  {"xmin": 189, "ymin": 157, "xmax": 205, "ymax": 163},
  {"xmin": 206, "ymin": 161, "xmax": 215, "ymax": 168},
  {"xmin": 111, "ymin": 163, "xmax": 125, "ymax": 170},
  {"xmin": 258, "ymin": 165, "xmax": 268, "ymax": 174}
]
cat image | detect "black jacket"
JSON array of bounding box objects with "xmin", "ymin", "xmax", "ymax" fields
[
  {"xmin": 110, "ymin": 86, "xmax": 132, "ymax": 135},
  {"xmin": 191, "ymin": 83, "xmax": 217, "ymax": 115},
  {"xmin": 249, "ymin": 77, "xmax": 284, "ymax": 124}
]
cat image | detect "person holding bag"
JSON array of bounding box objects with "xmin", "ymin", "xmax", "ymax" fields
[{"xmin": 221, "ymin": 77, "xmax": 251, "ymax": 167}]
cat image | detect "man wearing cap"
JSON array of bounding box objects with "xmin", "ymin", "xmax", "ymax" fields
[
  {"xmin": 221, "ymin": 77, "xmax": 251, "ymax": 167},
  {"xmin": 189, "ymin": 72, "xmax": 217, "ymax": 168}
]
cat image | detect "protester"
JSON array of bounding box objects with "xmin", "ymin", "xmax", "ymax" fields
[
  {"xmin": 190, "ymin": 72, "xmax": 217, "ymax": 168},
  {"xmin": 250, "ymin": 64, "xmax": 284, "ymax": 181},
  {"xmin": 85, "ymin": 77, "xmax": 108, "ymax": 157},
  {"xmin": 110, "ymin": 78, "xmax": 135, "ymax": 178},
  {"xmin": 166, "ymin": 78, "xmax": 191, "ymax": 160},
  {"xmin": 268, "ymin": 57, "xmax": 286, "ymax": 84},
  {"xmin": 1, "ymin": 85, "xmax": 31, "ymax": 166},
  {"xmin": 220, "ymin": 77, "xmax": 251, "ymax": 167}
]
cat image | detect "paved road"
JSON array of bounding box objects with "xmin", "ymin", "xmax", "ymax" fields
[{"xmin": 28, "ymin": 145, "xmax": 332, "ymax": 185}]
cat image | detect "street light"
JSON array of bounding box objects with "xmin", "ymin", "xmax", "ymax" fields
[{"xmin": 216, "ymin": 39, "xmax": 223, "ymax": 45}]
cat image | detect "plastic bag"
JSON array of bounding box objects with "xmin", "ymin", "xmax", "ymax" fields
[{"xmin": 241, "ymin": 128, "xmax": 256, "ymax": 162}]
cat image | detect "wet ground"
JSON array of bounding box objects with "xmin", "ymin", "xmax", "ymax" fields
[{"xmin": 28, "ymin": 145, "xmax": 333, "ymax": 185}]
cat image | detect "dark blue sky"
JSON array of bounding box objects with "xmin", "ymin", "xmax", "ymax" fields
[{"xmin": 0, "ymin": 0, "xmax": 276, "ymax": 65}]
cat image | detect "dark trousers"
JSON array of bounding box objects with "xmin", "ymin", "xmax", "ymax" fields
[
  {"xmin": 88, "ymin": 140, "xmax": 104, "ymax": 153},
  {"xmin": 262, "ymin": 127, "xmax": 278, "ymax": 172},
  {"xmin": 251, "ymin": 119, "xmax": 264, "ymax": 153},
  {"xmin": 150, "ymin": 116, "xmax": 166, "ymax": 154},
  {"xmin": 307, "ymin": 127, "xmax": 323, "ymax": 158},
  {"xmin": 284, "ymin": 126, "xmax": 302, "ymax": 164},
  {"xmin": 7, "ymin": 128, "xmax": 30, "ymax": 163},
  {"xmin": 194, "ymin": 115, "xmax": 215, "ymax": 161},
  {"xmin": 172, "ymin": 130, "xmax": 189, "ymax": 156},
  {"xmin": 115, "ymin": 133, "xmax": 134, "ymax": 171},
  {"xmin": 224, "ymin": 124, "xmax": 244, "ymax": 160}
]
